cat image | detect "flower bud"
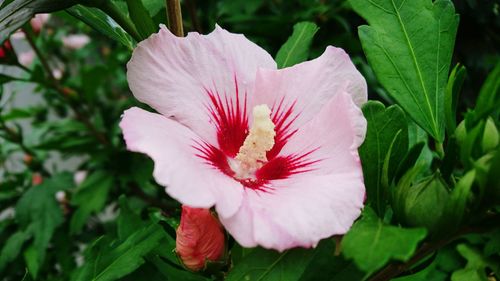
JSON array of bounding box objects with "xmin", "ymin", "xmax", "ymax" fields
[
  {"xmin": 394, "ymin": 172, "xmax": 450, "ymax": 235},
  {"xmin": 176, "ymin": 206, "xmax": 225, "ymax": 271},
  {"xmin": 455, "ymin": 120, "xmax": 466, "ymax": 145},
  {"xmin": 482, "ymin": 118, "xmax": 499, "ymax": 152}
]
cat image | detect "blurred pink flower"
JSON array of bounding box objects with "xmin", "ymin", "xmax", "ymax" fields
[
  {"xmin": 11, "ymin": 13, "xmax": 50, "ymax": 39},
  {"xmin": 31, "ymin": 14, "xmax": 50, "ymax": 34},
  {"xmin": 176, "ymin": 206, "xmax": 225, "ymax": 271},
  {"xmin": 18, "ymin": 50, "xmax": 35, "ymax": 67},
  {"xmin": 74, "ymin": 170, "xmax": 88, "ymax": 185},
  {"xmin": 62, "ymin": 34, "xmax": 90, "ymax": 50},
  {"xmin": 52, "ymin": 68, "xmax": 63, "ymax": 80},
  {"xmin": 120, "ymin": 25, "xmax": 367, "ymax": 251}
]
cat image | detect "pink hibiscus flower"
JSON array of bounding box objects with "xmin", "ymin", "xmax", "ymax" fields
[{"xmin": 120, "ymin": 25, "xmax": 367, "ymax": 251}]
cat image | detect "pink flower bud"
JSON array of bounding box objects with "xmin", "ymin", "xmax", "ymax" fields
[{"xmin": 176, "ymin": 206, "xmax": 225, "ymax": 271}]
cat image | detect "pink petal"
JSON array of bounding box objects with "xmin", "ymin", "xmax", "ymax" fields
[
  {"xmin": 220, "ymin": 93, "xmax": 366, "ymax": 251},
  {"xmin": 120, "ymin": 107, "xmax": 243, "ymax": 218},
  {"xmin": 221, "ymin": 173, "xmax": 364, "ymax": 251},
  {"xmin": 126, "ymin": 25, "xmax": 276, "ymax": 146},
  {"xmin": 280, "ymin": 92, "xmax": 367, "ymax": 175},
  {"xmin": 257, "ymin": 172, "xmax": 364, "ymax": 251},
  {"xmin": 253, "ymin": 46, "xmax": 367, "ymax": 130}
]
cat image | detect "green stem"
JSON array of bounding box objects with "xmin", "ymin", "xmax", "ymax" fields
[
  {"xmin": 435, "ymin": 141, "xmax": 445, "ymax": 159},
  {"xmin": 97, "ymin": 1, "xmax": 142, "ymax": 42}
]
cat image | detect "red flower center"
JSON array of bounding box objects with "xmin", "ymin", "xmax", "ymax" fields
[{"xmin": 194, "ymin": 79, "xmax": 319, "ymax": 191}]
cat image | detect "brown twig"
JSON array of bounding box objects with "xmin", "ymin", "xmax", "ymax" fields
[{"xmin": 166, "ymin": 0, "xmax": 184, "ymax": 37}]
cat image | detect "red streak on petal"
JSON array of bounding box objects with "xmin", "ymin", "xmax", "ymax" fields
[
  {"xmin": 193, "ymin": 140, "xmax": 235, "ymax": 177},
  {"xmin": 204, "ymin": 77, "xmax": 248, "ymax": 158},
  {"xmin": 257, "ymin": 149, "xmax": 321, "ymax": 181},
  {"xmin": 194, "ymin": 138, "xmax": 320, "ymax": 192},
  {"xmin": 267, "ymin": 97, "xmax": 299, "ymax": 160},
  {"xmin": 195, "ymin": 79, "xmax": 320, "ymax": 192}
]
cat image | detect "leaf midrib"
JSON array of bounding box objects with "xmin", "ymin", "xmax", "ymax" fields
[
  {"xmin": 280, "ymin": 26, "xmax": 308, "ymax": 68},
  {"xmin": 389, "ymin": 0, "xmax": 439, "ymax": 137},
  {"xmin": 92, "ymin": 227, "xmax": 161, "ymax": 281},
  {"xmin": 256, "ymin": 251, "xmax": 289, "ymax": 281}
]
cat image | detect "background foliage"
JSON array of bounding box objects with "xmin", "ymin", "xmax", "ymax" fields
[{"xmin": 0, "ymin": 0, "xmax": 499, "ymax": 280}]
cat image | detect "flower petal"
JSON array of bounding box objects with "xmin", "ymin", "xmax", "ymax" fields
[
  {"xmin": 220, "ymin": 93, "xmax": 366, "ymax": 251},
  {"xmin": 221, "ymin": 172, "xmax": 364, "ymax": 252},
  {"xmin": 120, "ymin": 107, "xmax": 244, "ymax": 218},
  {"xmin": 126, "ymin": 25, "xmax": 276, "ymax": 145},
  {"xmin": 254, "ymin": 46, "xmax": 367, "ymax": 130},
  {"xmin": 280, "ymin": 92, "xmax": 367, "ymax": 175}
]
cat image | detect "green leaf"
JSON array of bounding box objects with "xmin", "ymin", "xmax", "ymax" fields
[
  {"xmin": 351, "ymin": 0, "xmax": 459, "ymax": 142},
  {"xmin": 126, "ymin": 0, "xmax": 156, "ymax": 39},
  {"xmin": 275, "ymin": 22, "xmax": 319, "ymax": 69},
  {"xmin": 0, "ymin": 0, "xmax": 78, "ymax": 42},
  {"xmin": 142, "ymin": 0, "xmax": 165, "ymax": 17},
  {"xmin": 451, "ymin": 244, "xmax": 499, "ymax": 281},
  {"xmin": 459, "ymin": 119, "xmax": 485, "ymax": 168},
  {"xmin": 359, "ymin": 101, "xmax": 408, "ymax": 216},
  {"xmin": 117, "ymin": 196, "xmax": 146, "ymax": 240},
  {"xmin": 342, "ymin": 207, "xmax": 427, "ymax": 276},
  {"xmin": 439, "ymin": 169, "xmax": 475, "ymax": 233},
  {"xmin": 148, "ymin": 255, "xmax": 209, "ymax": 281},
  {"xmin": 23, "ymin": 244, "xmax": 40, "ymax": 279},
  {"xmin": 0, "ymin": 230, "xmax": 31, "ymax": 273},
  {"xmin": 484, "ymin": 229, "xmax": 500, "ymax": 257},
  {"xmin": 15, "ymin": 173, "xmax": 73, "ymax": 271},
  {"xmin": 445, "ymin": 64, "xmax": 466, "ymax": 133},
  {"xmin": 72, "ymin": 223, "xmax": 166, "ymax": 281},
  {"xmin": 298, "ymin": 240, "xmax": 364, "ymax": 281},
  {"xmin": 473, "ymin": 62, "xmax": 500, "ymax": 122},
  {"xmin": 70, "ymin": 171, "xmax": 114, "ymax": 234},
  {"xmin": 394, "ymin": 142, "xmax": 425, "ymax": 182},
  {"xmin": 226, "ymin": 247, "xmax": 316, "ymax": 281},
  {"xmin": 484, "ymin": 146, "xmax": 500, "ymax": 206},
  {"xmin": 66, "ymin": 5, "xmax": 135, "ymax": 50}
]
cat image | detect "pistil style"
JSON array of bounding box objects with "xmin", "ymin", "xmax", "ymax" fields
[{"xmin": 234, "ymin": 104, "xmax": 276, "ymax": 178}]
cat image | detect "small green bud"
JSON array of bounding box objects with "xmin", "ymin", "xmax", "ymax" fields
[
  {"xmin": 397, "ymin": 173, "xmax": 450, "ymax": 234},
  {"xmin": 482, "ymin": 118, "xmax": 499, "ymax": 152},
  {"xmin": 455, "ymin": 120, "xmax": 466, "ymax": 145}
]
